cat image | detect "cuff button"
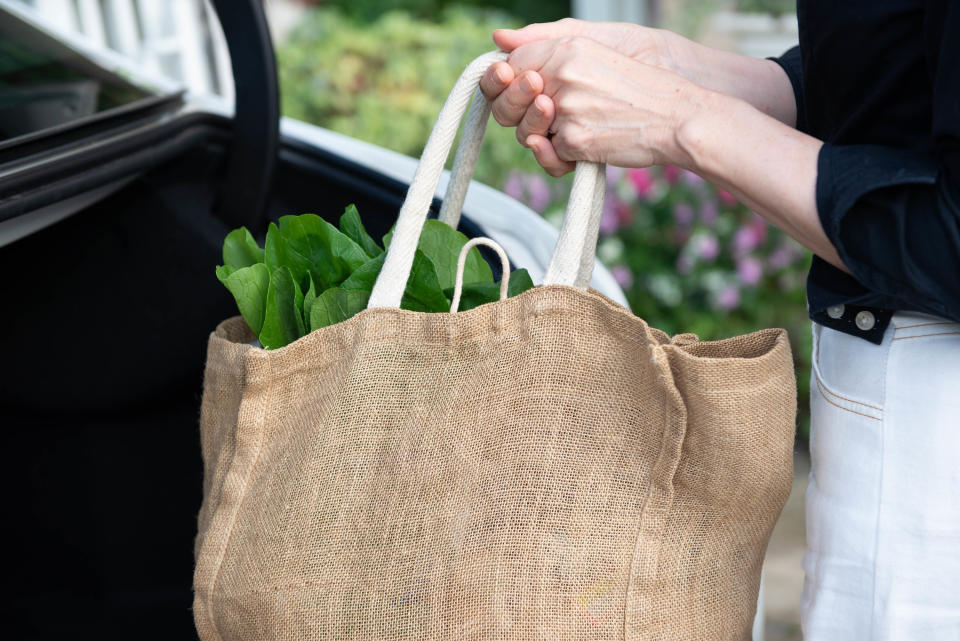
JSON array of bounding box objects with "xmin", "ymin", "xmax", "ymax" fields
[
  {"xmin": 827, "ymin": 304, "xmax": 845, "ymax": 319},
  {"xmin": 855, "ymin": 310, "xmax": 876, "ymax": 331}
]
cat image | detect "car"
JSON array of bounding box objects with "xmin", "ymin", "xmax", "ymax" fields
[{"xmin": 0, "ymin": 1, "xmax": 626, "ymax": 638}]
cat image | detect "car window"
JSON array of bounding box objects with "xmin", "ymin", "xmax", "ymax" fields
[{"xmin": 0, "ymin": 27, "xmax": 152, "ymax": 140}]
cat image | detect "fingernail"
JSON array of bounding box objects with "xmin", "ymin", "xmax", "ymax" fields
[
  {"xmin": 520, "ymin": 75, "xmax": 533, "ymax": 92},
  {"xmin": 496, "ymin": 66, "xmax": 510, "ymax": 83}
]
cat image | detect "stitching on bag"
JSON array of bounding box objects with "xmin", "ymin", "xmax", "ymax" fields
[
  {"xmin": 814, "ymin": 376, "xmax": 881, "ymax": 421},
  {"xmin": 894, "ymin": 321, "xmax": 959, "ymax": 330},
  {"xmin": 892, "ymin": 331, "xmax": 960, "ymax": 341}
]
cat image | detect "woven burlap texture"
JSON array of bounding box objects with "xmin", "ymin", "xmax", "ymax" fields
[{"xmin": 194, "ymin": 285, "xmax": 795, "ymax": 641}]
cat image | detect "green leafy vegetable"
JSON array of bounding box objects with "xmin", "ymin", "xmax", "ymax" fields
[
  {"xmin": 222, "ymin": 227, "xmax": 264, "ymax": 269},
  {"xmin": 417, "ymin": 219, "xmax": 492, "ymax": 289},
  {"xmin": 310, "ymin": 287, "xmax": 371, "ymax": 330},
  {"xmin": 216, "ymin": 207, "xmax": 538, "ymax": 349},
  {"xmin": 259, "ymin": 266, "xmax": 305, "ymax": 349},
  {"xmin": 216, "ymin": 263, "xmax": 270, "ymax": 334},
  {"xmin": 443, "ymin": 268, "xmax": 535, "ymax": 312},
  {"xmin": 339, "ymin": 205, "xmax": 382, "ymax": 258}
]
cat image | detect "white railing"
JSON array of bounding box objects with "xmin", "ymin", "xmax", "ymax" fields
[{"xmin": 10, "ymin": 0, "xmax": 233, "ymax": 102}]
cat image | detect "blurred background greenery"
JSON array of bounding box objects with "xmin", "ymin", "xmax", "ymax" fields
[{"xmin": 275, "ymin": 0, "xmax": 811, "ymax": 440}]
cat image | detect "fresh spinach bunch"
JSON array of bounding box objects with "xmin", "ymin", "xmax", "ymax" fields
[{"xmin": 216, "ymin": 205, "xmax": 534, "ymax": 349}]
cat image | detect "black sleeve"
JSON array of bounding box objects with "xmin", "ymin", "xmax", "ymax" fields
[
  {"xmin": 768, "ymin": 45, "xmax": 806, "ymax": 132},
  {"xmin": 813, "ymin": 3, "xmax": 960, "ymax": 321}
]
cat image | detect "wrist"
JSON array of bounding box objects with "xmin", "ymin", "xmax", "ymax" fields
[{"xmin": 672, "ymin": 88, "xmax": 743, "ymax": 174}]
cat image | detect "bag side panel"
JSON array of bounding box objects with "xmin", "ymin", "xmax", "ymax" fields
[{"xmin": 648, "ymin": 331, "xmax": 796, "ymax": 640}]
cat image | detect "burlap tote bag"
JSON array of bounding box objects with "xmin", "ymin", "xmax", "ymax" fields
[{"xmin": 194, "ymin": 52, "xmax": 796, "ymax": 641}]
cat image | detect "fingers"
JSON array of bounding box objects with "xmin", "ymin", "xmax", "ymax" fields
[
  {"xmin": 516, "ymin": 94, "xmax": 555, "ymax": 146},
  {"xmin": 479, "ymin": 61, "xmax": 513, "ymax": 102},
  {"xmin": 492, "ymin": 18, "xmax": 583, "ymax": 52},
  {"xmin": 526, "ymin": 134, "xmax": 576, "ymax": 177},
  {"xmin": 490, "ymin": 69, "xmax": 543, "ymax": 127}
]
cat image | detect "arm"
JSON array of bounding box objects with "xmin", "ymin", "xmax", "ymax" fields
[
  {"xmin": 686, "ymin": 4, "xmax": 960, "ymax": 319},
  {"xmin": 480, "ymin": 19, "xmax": 799, "ymax": 146},
  {"xmin": 674, "ymin": 92, "xmax": 844, "ymax": 271}
]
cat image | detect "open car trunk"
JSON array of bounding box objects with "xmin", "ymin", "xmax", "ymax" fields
[{"xmin": 1, "ymin": 129, "xmax": 507, "ymax": 638}]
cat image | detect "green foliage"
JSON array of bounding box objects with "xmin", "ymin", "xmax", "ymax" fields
[
  {"xmin": 277, "ymin": 7, "xmax": 544, "ymax": 189},
  {"xmin": 314, "ymin": 0, "xmax": 568, "ymax": 24},
  {"xmin": 217, "ymin": 207, "xmax": 534, "ymax": 349},
  {"xmin": 735, "ymin": 0, "xmax": 796, "ymax": 17}
]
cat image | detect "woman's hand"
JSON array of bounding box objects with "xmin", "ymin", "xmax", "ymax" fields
[
  {"xmin": 480, "ymin": 19, "xmax": 799, "ymax": 173},
  {"xmin": 479, "ymin": 24, "xmax": 847, "ymax": 272},
  {"xmin": 481, "ymin": 35, "xmax": 706, "ymax": 176}
]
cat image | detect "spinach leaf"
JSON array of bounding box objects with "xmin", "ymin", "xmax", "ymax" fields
[
  {"xmin": 273, "ymin": 214, "xmax": 370, "ymax": 291},
  {"xmin": 340, "ymin": 253, "xmax": 385, "ymax": 291},
  {"xmin": 259, "ymin": 266, "xmax": 305, "ymax": 349},
  {"xmin": 303, "ymin": 274, "xmax": 318, "ymax": 328},
  {"xmin": 216, "ymin": 263, "xmax": 270, "ymax": 334},
  {"xmin": 417, "ymin": 219, "xmax": 492, "ymax": 290},
  {"xmin": 507, "ymin": 268, "xmax": 535, "ymax": 297},
  {"xmin": 222, "ymin": 227, "xmax": 264, "ymax": 270},
  {"xmin": 310, "ymin": 287, "xmax": 370, "ymax": 331},
  {"xmin": 401, "ymin": 249, "xmax": 451, "ymax": 312},
  {"xmin": 441, "ymin": 268, "xmax": 535, "ymax": 312},
  {"xmin": 339, "ymin": 205, "xmax": 382, "ymax": 258}
]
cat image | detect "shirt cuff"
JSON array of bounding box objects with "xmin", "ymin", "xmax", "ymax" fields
[
  {"xmin": 768, "ymin": 46, "xmax": 805, "ymax": 132},
  {"xmin": 815, "ymin": 143, "xmax": 938, "ymax": 301}
]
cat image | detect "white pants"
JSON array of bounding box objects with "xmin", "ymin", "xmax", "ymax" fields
[{"xmin": 803, "ymin": 312, "xmax": 960, "ymax": 640}]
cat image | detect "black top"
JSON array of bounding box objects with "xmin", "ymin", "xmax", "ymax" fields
[{"xmin": 771, "ymin": 0, "xmax": 959, "ymax": 344}]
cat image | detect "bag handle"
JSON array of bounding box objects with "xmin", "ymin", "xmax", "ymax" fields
[{"xmin": 367, "ymin": 51, "xmax": 606, "ymax": 310}]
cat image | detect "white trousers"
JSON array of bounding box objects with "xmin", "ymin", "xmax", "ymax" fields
[{"xmin": 803, "ymin": 312, "xmax": 960, "ymax": 640}]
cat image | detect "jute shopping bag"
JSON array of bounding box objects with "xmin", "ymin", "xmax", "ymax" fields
[{"xmin": 194, "ymin": 52, "xmax": 796, "ymax": 641}]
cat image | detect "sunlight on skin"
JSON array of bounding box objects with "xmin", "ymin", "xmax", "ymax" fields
[{"xmin": 479, "ymin": 19, "xmax": 849, "ymax": 273}]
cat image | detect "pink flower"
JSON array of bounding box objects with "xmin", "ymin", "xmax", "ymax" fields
[
  {"xmin": 627, "ymin": 168, "xmax": 655, "ymax": 198},
  {"xmin": 699, "ymin": 200, "xmax": 718, "ymax": 226},
  {"xmin": 676, "ymin": 255, "xmax": 694, "ymax": 275},
  {"xmin": 504, "ymin": 171, "xmax": 524, "ymax": 201},
  {"xmin": 682, "ymin": 170, "xmax": 706, "ymax": 189},
  {"xmin": 606, "ymin": 164, "xmax": 625, "ymax": 184},
  {"xmin": 715, "ymin": 285, "xmax": 741, "ymax": 311},
  {"xmin": 615, "ymin": 199, "xmax": 634, "ymax": 227},
  {"xmin": 672, "ymin": 203, "xmax": 694, "ymax": 226},
  {"xmin": 664, "ymin": 165, "xmax": 681, "ymax": 185},
  {"xmin": 697, "ymin": 233, "xmax": 719, "ymax": 261},
  {"xmin": 611, "ymin": 265, "xmax": 634, "ymax": 289},
  {"xmin": 717, "ymin": 188, "xmax": 738, "ymax": 207},
  {"xmin": 732, "ymin": 217, "xmax": 768, "ymax": 256},
  {"xmin": 526, "ymin": 174, "xmax": 551, "ymax": 212},
  {"xmin": 737, "ymin": 257, "xmax": 764, "ymax": 287},
  {"xmin": 599, "ymin": 195, "xmax": 621, "ymax": 235}
]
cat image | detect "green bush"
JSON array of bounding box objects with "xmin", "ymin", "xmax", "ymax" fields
[
  {"xmin": 313, "ymin": 0, "xmax": 569, "ymax": 24},
  {"xmin": 278, "ymin": 7, "xmax": 544, "ymax": 189}
]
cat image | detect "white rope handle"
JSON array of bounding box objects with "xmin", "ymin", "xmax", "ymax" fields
[
  {"xmin": 438, "ymin": 88, "xmax": 491, "ymax": 228},
  {"xmin": 367, "ymin": 51, "xmax": 606, "ymax": 310},
  {"xmin": 449, "ymin": 237, "xmax": 510, "ymax": 313}
]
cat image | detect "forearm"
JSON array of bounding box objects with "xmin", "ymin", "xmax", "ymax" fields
[
  {"xmin": 674, "ymin": 90, "xmax": 847, "ymax": 271},
  {"xmin": 660, "ymin": 32, "xmax": 798, "ymax": 127}
]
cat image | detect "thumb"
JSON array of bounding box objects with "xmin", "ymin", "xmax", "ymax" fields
[{"xmin": 493, "ymin": 18, "xmax": 583, "ymax": 52}]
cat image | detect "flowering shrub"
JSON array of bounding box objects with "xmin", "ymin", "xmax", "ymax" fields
[{"xmin": 505, "ymin": 165, "xmax": 813, "ymax": 440}]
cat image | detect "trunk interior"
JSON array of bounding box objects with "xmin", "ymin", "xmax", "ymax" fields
[{"xmin": 1, "ymin": 132, "xmax": 497, "ymax": 639}]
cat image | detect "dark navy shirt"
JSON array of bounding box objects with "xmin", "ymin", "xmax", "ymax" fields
[{"xmin": 771, "ymin": 1, "xmax": 960, "ymax": 343}]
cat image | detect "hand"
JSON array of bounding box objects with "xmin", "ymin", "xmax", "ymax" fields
[
  {"xmin": 479, "ymin": 20, "xmax": 690, "ymax": 168},
  {"xmin": 482, "ymin": 35, "xmax": 706, "ymax": 175}
]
